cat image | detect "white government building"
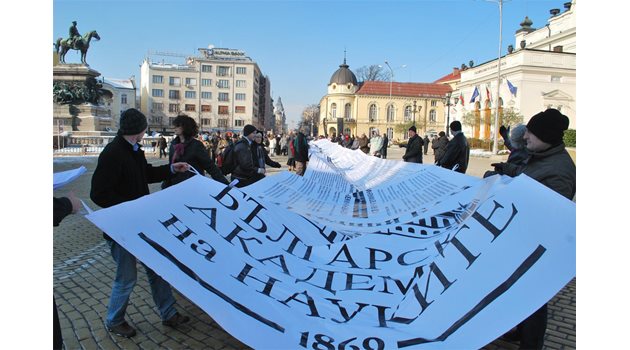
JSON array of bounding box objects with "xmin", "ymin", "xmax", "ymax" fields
[{"xmin": 441, "ymin": 0, "xmax": 576, "ymax": 139}]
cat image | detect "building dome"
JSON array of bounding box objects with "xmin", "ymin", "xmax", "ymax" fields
[{"xmin": 329, "ymin": 59, "xmax": 358, "ymax": 86}]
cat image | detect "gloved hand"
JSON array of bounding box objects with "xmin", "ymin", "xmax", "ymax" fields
[
  {"xmin": 499, "ymin": 125, "xmax": 509, "ymax": 140},
  {"xmin": 491, "ymin": 162, "xmax": 506, "ymax": 175}
]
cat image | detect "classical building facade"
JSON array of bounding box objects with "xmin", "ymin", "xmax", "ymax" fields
[
  {"xmin": 140, "ymin": 47, "xmax": 272, "ymax": 133},
  {"xmin": 319, "ymin": 60, "xmax": 452, "ymax": 141},
  {"xmin": 99, "ymin": 77, "xmax": 137, "ymax": 131},
  {"xmin": 437, "ymin": 0, "xmax": 576, "ymax": 139}
]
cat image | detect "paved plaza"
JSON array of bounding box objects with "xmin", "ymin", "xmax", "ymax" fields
[{"xmin": 53, "ymin": 146, "xmax": 576, "ymax": 349}]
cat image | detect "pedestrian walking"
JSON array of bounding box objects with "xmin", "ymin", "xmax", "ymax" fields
[
  {"xmin": 158, "ymin": 135, "xmax": 167, "ymax": 159},
  {"xmin": 423, "ymin": 135, "xmax": 430, "ymax": 155},
  {"xmin": 293, "ymin": 128, "xmax": 309, "ymax": 176},
  {"xmin": 381, "ymin": 133, "xmax": 389, "ymax": 159}
]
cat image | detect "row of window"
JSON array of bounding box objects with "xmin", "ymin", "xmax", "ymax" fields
[
  {"xmin": 330, "ymin": 103, "xmax": 437, "ymax": 122},
  {"xmin": 150, "ymin": 117, "xmax": 246, "ymax": 128},
  {"xmin": 153, "ymin": 66, "xmax": 247, "ymax": 84},
  {"xmin": 152, "ymin": 89, "xmax": 247, "ymax": 101},
  {"xmin": 151, "ymin": 102, "xmax": 247, "ymax": 114},
  {"xmin": 152, "ymin": 75, "xmax": 249, "ymax": 89}
]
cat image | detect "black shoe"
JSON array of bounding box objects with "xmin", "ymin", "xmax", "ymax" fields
[
  {"xmin": 162, "ymin": 312, "xmax": 190, "ymax": 328},
  {"xmin": 107, "ymin": 321, "xmax": 137, "ymax": 338}
]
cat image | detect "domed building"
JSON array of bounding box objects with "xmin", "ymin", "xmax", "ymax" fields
[{"xmin": 319, "ymin": 58, "xmax": 452, "ymax": 142}]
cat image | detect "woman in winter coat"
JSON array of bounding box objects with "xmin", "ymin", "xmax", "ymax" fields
[{"xmin": 162, "ymin": 114, "xmax": 229, "ymax": 188}]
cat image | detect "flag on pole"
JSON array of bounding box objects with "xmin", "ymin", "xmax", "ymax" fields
[
  {"xmin": 469, "ymin": 86, "xmax": 479, "ymax": 103},
  {"xmin": 459, "ymin": 94, "xmax": 465, "ymax": 106},
  {"xmin": 507, "ymin": 79, "xmax": 518, "ymax": 97}
]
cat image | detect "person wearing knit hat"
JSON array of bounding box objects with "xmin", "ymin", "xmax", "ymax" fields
[
  {"xmin": 91, "ymin": 109, "xmax": 192, "ymax": 338},
  {"xmin": 437, "ymin": 120, "xmax": 470, "ymax": 173},
  {"xmin": 489, "ymin": 108, "xmax": 575, "ymax": 349},
  {"xmin": 242, "ymin": 124, "xmax": 257, "ymax": 137},
  {"xmin": 118, "ymin": 108, "xmax": 148, "ymax": 136},
  {"xmin": 228, "ymin": 124, "xmax": 266, "ymax": 187}
]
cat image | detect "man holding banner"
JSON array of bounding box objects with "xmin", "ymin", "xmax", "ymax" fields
[{"xmin": 90, "ymin": 108, "xmax": 192, "ymax": 338}]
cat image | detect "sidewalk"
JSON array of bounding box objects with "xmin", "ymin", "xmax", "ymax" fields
[{"xmin": 53, "ymin": 146, "xmax": 575, "ymax": 349}]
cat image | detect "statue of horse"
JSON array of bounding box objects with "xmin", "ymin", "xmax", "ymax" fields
[{"xmin": 55, "ymin": 30, "xmax": 101, "ymax": 65}]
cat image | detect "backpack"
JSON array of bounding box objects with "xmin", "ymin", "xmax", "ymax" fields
[{"xmin": 217, "ymin": 139, "xmax": 243, "ymax": 175}]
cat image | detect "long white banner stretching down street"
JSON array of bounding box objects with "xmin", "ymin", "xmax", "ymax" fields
[{"xmin": 86, "ymin": 142, "xmax": 575, "ymax": 349}]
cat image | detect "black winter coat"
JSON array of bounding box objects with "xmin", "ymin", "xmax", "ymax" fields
[
  {"xmin": 438, "ymin": 132, "xmax": 470, "ymax": 173},
  {"xmin": 232, "ymin": 138, "xmax": 259, "ymax": 181},
  {"xmin": 293, "ymin": 132, "xmax": 309, "ymax": 162},
  {"xmin": 53, "ymin": 197, "xmax": 73, "ymax": 226},
  {"xmin": 162, "ymin": 136, "xmax": 228, "ymax": 188},
  {"xmin": 403, "ymin": 135, "xmax": 423, "ymax": 163},
  {"xmin": 250, "ymin": 143, "xmax": 281, "ymax": 183}
]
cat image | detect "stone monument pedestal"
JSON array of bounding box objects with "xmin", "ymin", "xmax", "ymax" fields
[{"xmin": 53, "ymin": 64, "xmax": 113, "ymax": 133}]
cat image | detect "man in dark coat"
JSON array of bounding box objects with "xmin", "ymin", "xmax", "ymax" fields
[
  {"xmin": 423, "ymin": 135, "xmax": 430, "ymax": 155},
  {"xmin": 432, "ymin": 131, "xmax": 449, "ymax": 164},
  {"xmin": 90, "ymin": 108, "xmax": 191, "ymax": 338},
  {"xmin": 490, "ymin": 108, "xmax": 575, "ymax": 349},
  {"xmin": 381, "ymin": 133, "xmax": 389, "ymax": 159},
  {"xmin": 231, "ymin": 124, "xmax": 266, "ymax": 187},
  {"xmin": 402, "ymin": 126, "xmax": 423, "ymax": 163},
  {"xmin": 293, "ymin": 128, "xmax": 310, "ymax": 176},
  {"xmin": 437, "ymin": 121, "xmax": 470, "ymax": 173}
]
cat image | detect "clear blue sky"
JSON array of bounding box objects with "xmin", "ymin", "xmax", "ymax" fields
[{"xmin": 53, "ymin": 0, "xmax": 565, "ymax": 128}]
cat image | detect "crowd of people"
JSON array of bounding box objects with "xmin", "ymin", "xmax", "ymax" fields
[{"xmin": 54, "ymin": 107, "xmax": 574, "ymax": 350}]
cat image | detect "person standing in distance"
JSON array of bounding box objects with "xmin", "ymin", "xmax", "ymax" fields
[
  {"xmin": 402, "ymin": 126, "xmax": 423, "ymax": 163},
  {"xmin": 437, "ymin": 121, "xmax": 469, "ymax": 173},
  {"xmin": 90, "ymin": 108, "xmax": 191, "ymax": 338}
]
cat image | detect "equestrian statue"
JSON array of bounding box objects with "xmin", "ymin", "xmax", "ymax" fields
[{"xmin": 55, "ymin": 21, "xmax": 100, "ymax": 65}]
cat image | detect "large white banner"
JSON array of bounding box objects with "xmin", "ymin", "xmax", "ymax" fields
[{"xmin": 86, "ymin": 142, "xmax": 575, "ymax": 349}]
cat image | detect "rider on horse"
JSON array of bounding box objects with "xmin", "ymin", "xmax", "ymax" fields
[{"xmin": 68, "ymin": 21, "xmax": 81, "ymax": 47}]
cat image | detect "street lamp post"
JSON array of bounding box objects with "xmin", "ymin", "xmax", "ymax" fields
[
  {"xmin": 486, "ymin": 0, "xmax": 504, "ymax": 154},
  {"xmin": 412, "ymin": 100, "xmax": 417, "ymax": 128},
  {"xmin": 444, "ymin": 92, "xmax": 452, "ymax": 137}
]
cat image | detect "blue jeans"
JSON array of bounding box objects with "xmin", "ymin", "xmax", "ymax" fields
[{"xmin": 106, "ymin": 240, "xmax": 177, "ymax": 327}]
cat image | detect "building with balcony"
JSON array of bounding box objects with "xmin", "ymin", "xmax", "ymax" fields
[
  {"xmin": 319, "ymin": 59, "xmax": 452, "ymax": 141},
  {"xmin": 437, "ymin": 0, "xmax": 576, "ymax": 140},
  {"xmin": 140, "ymin": 47, "xmax": 271, "ymax": 133}
]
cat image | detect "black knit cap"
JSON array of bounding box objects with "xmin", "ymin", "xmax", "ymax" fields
[
  {"xmin": 450, "ymin": 120, "xmax": 462, "ymax": 132},
  {"xmin": 243, "ymin": 124, "xmax": 257, "ymax": 137},
  {"xmin": 118, "ymin": 108, "xmax": 147, "ymax": 135},
  {"xmin": 526, "ymin": 108, "xmax": 569, "ymax": 145},
  {"xmin": 409, "ymin": 125, "xmax": 417, "ymax": 133}
]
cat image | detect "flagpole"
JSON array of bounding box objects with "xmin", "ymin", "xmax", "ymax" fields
[{"xmin": 490, "ymin": 0, "xmax": 503, "ymax": 154}]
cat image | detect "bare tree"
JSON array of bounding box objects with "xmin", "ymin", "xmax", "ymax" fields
[
  {"xmin": 299, "ymin": 104, "xmax": 320, "ymax": 136},
  {"xmin": 355, "ymin": 65, "xmax": 389, "ymax": 82}
]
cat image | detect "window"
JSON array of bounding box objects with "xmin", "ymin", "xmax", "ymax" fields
[
  {"xmin": 235, "ymin": 93, "xmax": 246, "ymax": 101},
  {"xmin": 218, "ymin": 118, "xmax": 228, "ymax": 127},
  {"xmin": 169, "ymin": 104, "xmax": 180, "ymax": 113},
  {"xmin": 218, "ymin": 80, "xmax": 230, "ymax": 89},
  {"xmin": 429, "ymin": 110, "xmax": 437, "ymax": 123},
  {"xmin": 121, "ymin": 94, "xmax": 127, "ymax": 105},
  {"xmin": 387, "ymin": 105, "xmax": 395, "ymax": 122},
  {"xmin": 152, "ymin": 102, "xmax": 163, "ymax": 112},
  {"xmin": 152, "ymin": 75, "xmax": 163, "ymax": 84},
  {"xmin": 387, "ymin": 127, "xmax": 394, "ymax": 140},
  {"xmin": 236, "ymin": 67, "xmax": 246, "ymax": 74},
  {"xmin": 152, "ymin": 89, "xmax": 163, "ymax": 97},
  {"xmin": 201, "ymin": 118, "xmax": 211, "ymax": 126},
  {"xmin": 218, "ymin": 106, "xmax": 229, "ymax": 114},
  {"xmin": 185, "ymin": 91, "xmax": 196, "ymax": 99},
  {"xmin": 202, "ymin": 79, "xmax": 212, "ymax": 87},
  {"xmin": 551, "ymin": 75, "xmax": 562, "ymax": 83},
  {"xmin": 404, "ymin": 106, "xmax": 412, "ymax": 121},
  {"xmin": 235, "ymin": 119, "xmax": 245, "ymax": 127},
  {"xmin": 185, "ymin": 104, "xmax": 196, "ymax": 112},
  {"xmin": 236, "ymin": 80, "xmax": 246, "ymax": 88},
  {"xmin": 185, "ymin": 78, "xmax": 197, "ymax": 86},
  {"xmin": 169, "ymin": 77, "xmax": 181, "ymax": 86},
  {"xmin": 344, "ymin": 127, "xmax": 351, "ymax": 135},
  {"xmin": 217, "ymin": 66, "xmax": 230, "ymax": 76},
  {"xmin": 431, "ymin": 100, "xmax": 437, "ymax": 107},
  {"xmin": 169, "ymin": 90, "xmax": 180, "ymax": 99},
  {"xmin": 235, "ymin": 106, "xmax": 246, "ymax": 113},
  {"xmin": 201, "ymin": 91, "xmax": 212, "ymax": 99},
  {"xmin": 345, "ymin": 103, "xmax": 352, "ymax": 119},
  {"xmin": 201, "ymin": 105, "xmax": 212, "ymax": 112},
  {"xmin": 202, "ymin": 65, "xmax": 212, "ymax": 72},
  {"xmin": 331, "ymin": 103, "xmax": 337, "ymax": 118},
  {"xmin": 218, "ymin": 93, "xmax": 229, "ymax": 101},
  {"xmin": 369, "ymin": 104, "xmax": 377, "ymax": 122}
]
